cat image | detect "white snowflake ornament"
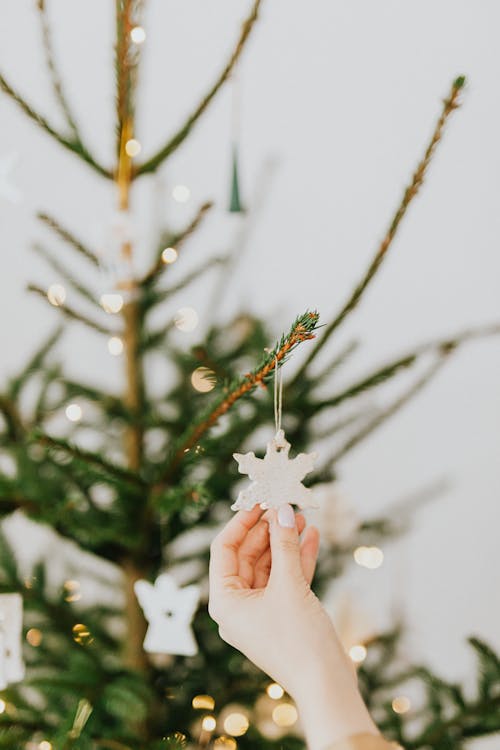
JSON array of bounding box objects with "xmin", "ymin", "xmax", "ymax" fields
[
  {"xmin": 0, "ymin": 593, "xmax": 25, "ymax": 689},
  {"xmin": 134, "ymin": 573, "xmax": 200, "ymax": 657},
  {"xmin": 232, "ymin": 429, "xmax": 318, "ymax": 511}
]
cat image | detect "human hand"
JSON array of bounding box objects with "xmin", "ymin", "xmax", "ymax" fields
[{"xmin": 208, "ymin": 503, "xmax": 379, "ymax": 749}]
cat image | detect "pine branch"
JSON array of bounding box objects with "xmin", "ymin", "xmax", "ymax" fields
[
  {"xmin": 292, "ymin": 75, "xmax": 466, "ymax": 384},
  {"xmin": 114, "ymin": 0, "xmax": 144, "ymax": 158},
  {"xmin": 32, "ymin": 243, "xmax": 99, "ymax": 307},
  {"xmin": 144, "ymin": 255, "xmax": 226, "ymax": 309},
  {"xmin": 313, "ymin": 321, "xmax": 500, "ymax": 415},
  {"xmin": 135, "ymin": 0, "xmax": 263, "ymax": 176},
  {"xmin": 155, "ymin": 310, "xmax": 320, "ymax": 486},
  {"xmin": 31, "ymin": 430, "xmax": 146, "ymax": 487},
  {"xmin": 37, "ymin": 212, "xmax": 100, "ymax": 266},
  {"xmin": 36, "ymin": 0, "xmax": 82, "ymax": 139},
  {"xmin": 325, "ymin": 355, "xmax": 448, "ymax": 465},
  {"xmin": 28, "ymin": 284, "xmax": 114, "ymax": 336},
  {"xmin": 8, "ymin": 325, "xmax": 62, "ymax": 400},
  {"xmin": 0, "ymin": 73, "xmax": 112, "ymax": 178},
  {"xmin": 141, "ymin": 201, "xmax": 214, "ymax": 286}
]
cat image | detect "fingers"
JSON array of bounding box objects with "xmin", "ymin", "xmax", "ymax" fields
[
  {"xmin": 300, "ymin": 525, "xmax": 320, "ymax": 584},
  {"xmin": 209, "ymin": 506, "xmax": 263, "ymax": 586},
  {"xmin": 268, "ymin": 504, "xmax": 304, "ymax": 585},
  {"xmin": 253, "ymin": 513, "xmax": 306, "ymax": 589},
  {"xmin": 237, "ymin": 517, "xmax": 270, "ymax": 587}
]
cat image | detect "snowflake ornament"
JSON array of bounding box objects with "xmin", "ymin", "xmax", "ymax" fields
[
  {"xmin": 232, "ymin": 429, "xmax": 318, "ymax": 512},
  {"xmin": 134, "ymin": 573, "xmax": 200, "ymax": 657}
]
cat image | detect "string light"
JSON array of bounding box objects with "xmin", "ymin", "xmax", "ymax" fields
[
  {"xmin": 26, "ymin": 628, "xmax": 43, "ymax": 647},
  {"xmin": 223, "ymin": 712, "xmax": 249, "ymax": 737},
  {"xmin": 72, "ymin": 623, "xmax": 93, "ymax": 646},
  {"xmin": 392, "ymin": 696, "xmax": 411, "ymax": 714},
  {"xmin": 0, "ymin": 699, "xmax": 5, "ymax": 713},
  {"xmin": 130, "ymin": 25, "xmax": 146, "ymax": 44},
  {"xmin": 161, "ymin": 246, "xmax": 178, "ymax": 264},
  {"xmin": 125, "ymin": 138, "xmax": 141, "ymax": 157},
  {"xmin": 192, "ymin": 695, "xmax": 215, "ymax": 710},
  {"xmin": 47, "ymin": 283, "xmax": 66, "ymax": 307},
  {"xmin": 214, "ymin": 738, "xmax": 237, "ymax": 749},
  {"xmin": 172, "ymin": 184, "xmax": 191, "ymax": 203},
  {"xmin": 65, "ymin": 403, "xmax": 82, "ymax": 423},
  {"xmin": 349, "ymin": 644, "xmax": 367, "ymax": 664},
  {"xmin": 100, "ymin": 293, "xmax": 124, "ymax": 314},
  {"xmin": 353, "ymin": 545, "xmax": 384, "ymax": 569},
  {"xmin": 107, "ymin": 336, "xmax": 124, "ymax": 356},
  {"xmin": 64, "ymin": 580, "xmax": 81, "ymax": 602},
  {"xmin": 201, "ymin": 715, "xmax": 217, "ymax": 732},
  {"xmin": 272, "ymin": 703, "xmax": 298, "ymax": 727},
  {"xmin": 39, "ymin": 743, "xmax": 52, "ymax": 750},
  {"xmin": 266, "ymin": 683, "xmax": 284, "ymax": 700},
  {"xmin": 191, "ymin": 367, "xmax": 216, "ymax": 393},
  {"xmin": 174, "ymin": 306, "xmax": 199, "ymax": 332}
]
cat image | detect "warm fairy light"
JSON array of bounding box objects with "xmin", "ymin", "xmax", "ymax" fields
[
  {"xmin": 201, "ymin": 715, "xmax": 217, "ymax": 732},
  {"xmin": 192, "ymin": 695, "xmax": 215, "ymax": 710},
  {"xmin": 392, "ymin": 696, "xmax": 411, "ymax": 714},
  {"xmin": 72, "ymin": 623, "xmax": 93, "ymax": 646},
  {"xmin": 266, "ymin": 683, "xmax": 284, "ymax": 700},
  {"xmin": 172, "ymin": 184, "xmax": 191, "ymax": 203},
  {"xmin": 100, "ymin": 293, "xmax": 124, "ymax": 314},
  {"xmin": 65, "ymin": 403, "xmax": 82, "ymax": 423},
  {"xmin": 272, "ymin": 703, "xmax": 298, "ymax": 728},
  {"xmin": 191, "ymin": 367, "xmax": 216, "ymax": 393},
  {"xmin": 26, "ymin": 628, "xmax": 43, "ymax": 647},
  {"xmin": 108, "ymin": 336, "xmax": 124, "ymax": 356},
  {"xmin": 223, "ymin": 712, "xmax": 249, "ymax": 737},
  {"xmin": 64, "ymin": 579, "xmax": 81, "ymax": 602},
  {"xmin": 47, "ymin": 283, "xmax": 66, "ymax": 307},
  {"xmin": 39, "ymin": 743, "xmax": 52, "ymax": 750},
  {"xmin": 349, "ymin": 644, "xmax": 367, "ymax": 664},
  {"xmin": 0, "ymin": 699, "xmax": 5, "ymax": 713},
  {"xmin": 130, "ymin": 25, "xmax": 146, "ymax": 44},
  {"xmin": 161, "ymin": 246, "xmax": 178, "ymax": 264},
  {"xmin": 174, "ymin": 306, "xmax": 199, "ymax": 332},
  {"xmin": 125, "ymin": 138, "xmax": 142, "ymax": 157},
  {"xmin": 353, "ymin": 545, "xmax": 384, "ymax": 569},
  {"xmin": 214, "ymin": 738, "xmax": 237, "ymax": 749}
]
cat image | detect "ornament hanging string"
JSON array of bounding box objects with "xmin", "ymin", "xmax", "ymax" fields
[{"xmin": 274, "ymin": 356, "xmax": 283, "ymax": 435}]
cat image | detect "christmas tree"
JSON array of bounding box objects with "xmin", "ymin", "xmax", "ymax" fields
[{"xmin": 0, "ymin": 2, "xmax": 499, "ymax": 749}]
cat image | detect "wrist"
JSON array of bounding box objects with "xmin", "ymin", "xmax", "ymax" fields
[{"xmin": 292, "ymin": 653, "xmax": 379, "ymax": 750}]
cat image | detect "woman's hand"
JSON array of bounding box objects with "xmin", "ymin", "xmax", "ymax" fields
[{"xmin": 208, "ymin": 503, "xmax": 380, "ymax": 750}]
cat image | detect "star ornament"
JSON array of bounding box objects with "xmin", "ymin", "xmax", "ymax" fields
[
  {"xmin": 134, "ymin": 574, "xmax": 200, "ymax": 657},
  {"xmin": 231, "ymin": 429, "xmax": 318, "ymax": 512}
]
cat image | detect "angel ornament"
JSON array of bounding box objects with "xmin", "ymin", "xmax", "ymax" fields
[{"xmin": 231, "ymin": 360, "xmax": 318, "ymax": 512}]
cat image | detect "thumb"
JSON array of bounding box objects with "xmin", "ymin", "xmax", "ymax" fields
[{"xmin": 268, "ymin": 504, "xmax": 304, "ymax": 584}]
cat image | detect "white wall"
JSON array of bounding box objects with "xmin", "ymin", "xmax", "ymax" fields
[{"xmin": 1, "ymin": 2, "xmax": 499, "ymax": 746}]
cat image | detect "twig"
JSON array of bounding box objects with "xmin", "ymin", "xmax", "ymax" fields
[
  {"xmin": 292, "ymin": 75, "xmax": 466, "ymax": 384},
  {"xmin": 155, "ymin": 310, "xmax": 319, "ymax": 486},
  {"xmin": 36, "ymin": 0, "xmax": 82, "ymax": 139},
  {"xmin": 145, "ymin": 255, "xmax": 226, "ymax": 308},
  {"xmin": 28, "ymin": 284, "xmax": 114, "ymax": 336},
  {"xmin": 37, "ymin": 212, "xmax": 100, "ymax": 266},
  {"xmin": 0, "ymin": 73, "xmax": 112, "ymax": 178},
  {"xmin": 32, "ymin": 431, "xmax": 146, "ymax": 487},
  {"xmin": 135, "ymin": 0, "xmax": 263, "ymax": 175},
  {"xmin": 141, "ymin": 201, "xmax": 213, "ymax": 285},
  {"xmin": 32, "ymin": 243, "xmax": 99, "ymax": 307}
]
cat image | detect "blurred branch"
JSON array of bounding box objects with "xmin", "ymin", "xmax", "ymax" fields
[
  {"xmin": 32, "ymin": 243, "xmax": 99, "ymax": 307},
  {"xmin": 28, "ymin": 284, "xmax": 114, "ymax": 336},
  {"xmin": 37, "ymin": 212, "xmax": 100, "ymax": 266},
  {"xmin": 0, "ymin": 73, "xmax": 112, "ymax": 178},
  {"xmin": 135, "ymin": 0, "xmax": 263, "ymax": 176},
  {"xmin": 145, "ymin": 255, "xmax": 226, "ymax": 308},
  {"xmin": 292, "ymin": 75, "xmax": 466, "ymax": 384},
  {"xmin": 8, "ymin": 325, "xmax": 62, "ymax": 400},
  {"xmin": 141, "ymin": 201, "xmax": 213, "ymax": 286}
]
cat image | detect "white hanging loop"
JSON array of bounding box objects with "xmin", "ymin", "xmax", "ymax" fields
[{"xmin": 274, "ymin": 357, "xmax": 285, "ymax": 448}]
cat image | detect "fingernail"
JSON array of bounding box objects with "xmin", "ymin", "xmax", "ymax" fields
[{"xmin": 278, "ymin": 503, "xmax": 296, "ymax": 528}]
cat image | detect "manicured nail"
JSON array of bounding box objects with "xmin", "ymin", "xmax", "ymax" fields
[{"xmin": 278, "ymin": 503, "xmax": 295, "ymax": 528}]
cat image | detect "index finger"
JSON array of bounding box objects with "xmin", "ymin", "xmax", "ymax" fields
[{"xmin": 209, "ymin": 506, "xmax": 264, "ymax": 582}]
